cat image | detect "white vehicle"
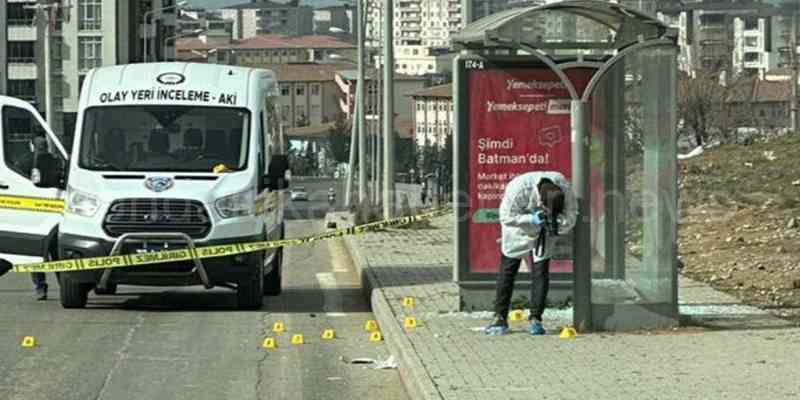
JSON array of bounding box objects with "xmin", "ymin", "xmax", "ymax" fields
[
  {"xmin": 290, "ymin": 186, "xmax": 308, "ymax": 201},
  {"xmin": 0, "ymin": 63, "xmax": 290, "ymax": 310}
]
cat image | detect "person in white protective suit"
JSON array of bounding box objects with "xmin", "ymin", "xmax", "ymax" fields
[{"xmin": 484, "ymin": 171, "xmax": 578, "ymax": 336}]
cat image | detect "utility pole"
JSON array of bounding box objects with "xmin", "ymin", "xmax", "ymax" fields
[
  {"xmin": 357, "ymin": 0, "xmax": 367, "ymax": 204},
  {"xmin": 791, "ymin": 12, "xmax": 799, "ymax": 134},
  {"xmin": 25, "ymin": 2, "xmax": 61, "ymax": 137},
  {"xmin": 382, "ymin": 0, "xmax": 395, "ymax": 218}
]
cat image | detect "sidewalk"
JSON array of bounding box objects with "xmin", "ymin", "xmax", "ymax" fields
[{"xmin": 343, "ymin": 214, "xmax": 800, "ymax": 400}]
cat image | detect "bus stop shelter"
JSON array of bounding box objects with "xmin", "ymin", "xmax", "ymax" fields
[{"xmin": 451, "ymin": 0, "xmax": 680, "ymax": 331}]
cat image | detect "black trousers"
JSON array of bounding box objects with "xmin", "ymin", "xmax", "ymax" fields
[{"xmin": 493, "ymin": 253, "xmax": 550, "ymax": 322}]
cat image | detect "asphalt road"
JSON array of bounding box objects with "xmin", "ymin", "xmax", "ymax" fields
[{"xmin": 0, "ymin": 220, "xmax": 408, "ymax": 400}]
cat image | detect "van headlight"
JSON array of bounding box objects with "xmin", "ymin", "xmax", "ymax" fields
[
  {"xmin": 215, "ymin": 188, "xmax": 256, "ymax": 219},
  {"xmin": 66, "ymin": 187, "xmax": 100, "ymax": 217}
]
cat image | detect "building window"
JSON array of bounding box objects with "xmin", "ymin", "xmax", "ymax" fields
[
  {"xmin": 745, "ymin": 37, "xmax": 758, "ymax": 47},
  {"xmin": 296, "ymin": 85, "xmax": 305, "ymax": 96},
  {"xmin": 744, "ymin": 52, "xmax": 760, "ymax": 62},
  {"xmin": 311, "ymin": 104, "xmax": 321, "ymax": 117},
  {"xmin": 8, "ymin": 42, "xmax": 35, "ymax": 63},
  {"xmin": 743, "ymin": 17, "xmax": 758, "ymax": 30},
  {"xmin": 311, "ymin": 84, "xmax": 320, "ymax": 96},
  {"xmin": 280, "ymin": 84, "xmax": 290, "ymax": 96},
  {"xmin": 7, "ymin": 3, "xmax": 36, "ymax": 25},
  {"xmin": 78, "ymin": 0, "xmax": 102, "ymax": 30},
  {"xmin": 78, "ymin": 37, "xmax": 103, "ymax": 72},
  {"xmin": 282, "ymin": 105, "xmax": 291, "ymax": 122},
  {"xmin": 7, "ymin": 80, "xmax": 36, "ymax": 101}
]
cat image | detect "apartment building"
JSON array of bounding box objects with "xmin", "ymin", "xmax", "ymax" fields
[
  {"xmin": 334, "ymin": 69, "xmax": 426, "ymax": 122},
  {"xmin": 313, "ymin": 5, "xmax": 355, "ymax": 37},
  {"xmin": 655, "ymin": 0, "xmax": 798, "ymax": 77},
  {"xmin": 1, "ymin": 0, "xmax": 179, "ymax": 137},
  {"xmin": 365, "ymin": 0, "xmax": 463, "ymax": 76},
  {"xmin": 221, "ymin": 1, "xmax": 314, "ymax": 40},
  {"xmin": 408, "ymin": 83, "xmax": 452, "ymax": 148},
  {"xmin": 263, "ymin": 62, "xmax": 347, "ymax": 130},
  {"xmin": 209, "ymin": 34, "xmax": 356, "ymax": 66},
  {"xmin": 1, "ymin": 0, "xmax": 41, "ymax": 106}
]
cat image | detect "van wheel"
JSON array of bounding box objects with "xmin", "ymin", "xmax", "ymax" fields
[
  {"xmin": 237, "ymin": 254, "xmax": 264, "ymax": 310},
  {"xmin": 94, "ymin": 284, "xmax": 117, "ymax": 295},
  {"xmin": 60, "ymin": 276, "xmax": 90, "ymax": 309},
  {"xmin": 264, "ymin": 247, "xmax": 283, "ymax": 296}
]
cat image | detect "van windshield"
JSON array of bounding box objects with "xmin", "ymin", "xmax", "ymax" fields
[{"xmin": 78, "ymin": 106, "xmax": 250, "ymax": 172}]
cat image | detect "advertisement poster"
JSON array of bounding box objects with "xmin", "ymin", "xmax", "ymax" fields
[{"xmin": 467, "ymin": 67, "xmax": 594, "ymax": 274}]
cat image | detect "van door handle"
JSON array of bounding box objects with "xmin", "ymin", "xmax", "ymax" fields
[{"xmin": 0, "ymin": 182, "xmax": 8, "ymax": 190}]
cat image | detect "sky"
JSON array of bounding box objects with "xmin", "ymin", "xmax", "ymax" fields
[{"xmin": 187, "ymin": 0, "xmax": 347, "ymax": 9}]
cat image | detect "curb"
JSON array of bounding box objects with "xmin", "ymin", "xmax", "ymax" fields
[{"xmin": 343, "ymin": 236, "xmax": 444, "ymax": 400}]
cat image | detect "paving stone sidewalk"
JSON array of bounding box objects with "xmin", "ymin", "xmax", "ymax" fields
[{"xmin": 343, "ymin": 214, "xmax": 800, "ymax": 400}]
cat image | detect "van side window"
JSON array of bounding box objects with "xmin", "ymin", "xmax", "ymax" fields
[{"xmin": 1, "ymin": 106, "xmax": 64, "ymax": 180}]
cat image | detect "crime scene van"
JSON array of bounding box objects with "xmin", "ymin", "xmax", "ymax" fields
[{"xmin": 0, "ymin": 62, "xmax": 290, "ymax": 310}]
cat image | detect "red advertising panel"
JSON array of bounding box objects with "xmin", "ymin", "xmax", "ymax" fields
[{"xmin": 467, "ymin": 67, "xmax": 593, "ymax": 274}]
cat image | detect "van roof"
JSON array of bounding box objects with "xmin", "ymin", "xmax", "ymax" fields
[{"xmin": 83, "ymin": 62, "xmax": 277, "ymax": 108}]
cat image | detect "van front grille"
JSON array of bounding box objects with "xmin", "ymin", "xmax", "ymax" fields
[{"xmin": 102, "ymin": 198, "xmax": 211, "ymax": 239}]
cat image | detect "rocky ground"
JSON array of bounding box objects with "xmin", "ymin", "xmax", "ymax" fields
[{"xmin": 676, "ymin": 135, "xmax": 800, "ymax": 320}]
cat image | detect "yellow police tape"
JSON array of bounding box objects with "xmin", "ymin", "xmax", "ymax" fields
[
  {"xmin": 0, "ymin": 195, "xmax": 65, "ymax": 214},
  {"xmin": 12, "ymin": 207, "xmax": 451, "ymax": 274}
]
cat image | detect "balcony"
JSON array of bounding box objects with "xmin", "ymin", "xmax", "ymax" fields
[
  {"xmin": 401, "ymin": 24, "xmax": 422, "ymax": 32},
  {"xmin": 400, "ymin": 14, "xmax": 421, "ymax": 22},
  {"xmin": 7, "ymin": 63, "xmax": 38, "ymax": 80},
  {"xmin": 8, "ymin": 25, "xmax": 37, "ymax": 41}
]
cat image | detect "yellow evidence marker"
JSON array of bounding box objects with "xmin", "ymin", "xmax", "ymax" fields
[
  {"xmin": 272, "ymin": 322, "xmax": 286, "ymax": 333},
  {"xmin": 21, "ymin": 336, "xmax": 36, "ymax": 348},
  {"xmin": 403, "ymin": 297, "xmax": 416, "ymax": 308},
  {"xmin": 364, "ymin": 320, "xmax": 379, "ymax": 332},
  {"xmin": 369, "ymin": 331, "xmax": 383, "ymax": 342},
  {"xmin": 559, "ymin": 327, "xmax": 578, "ymax": 340},
  {"xmin": 404, "ymin": 317, "xmax": 418, "ymax": 330},
  {"xmin": 291, "ymin": 334, "xmax": 305, "ymax": 345},
  {"xmin": 322, "ymin": 329, "xmax": 336, "ymax": 340},
  {"xmin": 262, "ymin": 338, "xmax": 277, "ymax": 349},
  {"xmin": 509, "ymin": 310, "xmax": 525, "ymax": 322}
]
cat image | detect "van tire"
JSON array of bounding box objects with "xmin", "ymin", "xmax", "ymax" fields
[
  {"xmin": 264, "ymin": 247, "xmax": 283, "ymax": 296},
  {"xmin": 237, "ymin": 254, "xmax": 264, "ymax": 310},
  {"xmin": 60, "ymin": 277, "xmax": 90, "ymax": 309}
]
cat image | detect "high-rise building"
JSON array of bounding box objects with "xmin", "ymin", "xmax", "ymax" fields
[
  {"xmin": 221, "ymin": 1, "xmax": 314, "ymax": 40},
  {"xmin": 1, "ymin": 0, "xmax": 179, "ymax": 138},
  {"xmin": 365, "ymin": 0, "xmax": 467, "ymax": 76}
]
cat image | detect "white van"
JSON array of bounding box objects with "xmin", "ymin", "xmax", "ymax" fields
[{"xmin": 0, "ymin": 63, "xmax": 290, "ymax": 309}]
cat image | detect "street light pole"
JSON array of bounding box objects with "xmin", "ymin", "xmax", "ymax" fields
[
  {"xmin": 143, "ymin": 1, "xmax": 187, "ymax": 63},
  {"xmin": 382, "ymin": 0, "xmax": 395, "ymax": 218},
  {"xmin": 25, "ymin": 3, "xmax": 62, "ymax": 137},
  {"xmin": 791, "ymin": 12, "xmax": 799, "ymax": 134},
  {"xmin": 357, "ymin": 0, "xmax": 367, "ymax": 205}
]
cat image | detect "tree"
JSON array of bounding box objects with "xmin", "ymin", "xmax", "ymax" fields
[
  {"xmin": 325, "ymin": 113, "xmax": 351, "ymax": 165},
  {"xmin": 303, "ymin": 143, "xmax": 318, "ymax": 175}
]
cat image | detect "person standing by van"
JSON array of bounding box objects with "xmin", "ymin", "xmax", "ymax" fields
[{"xmin": 484, "ymin": 171, "xmax": 577, "ymax": 336}]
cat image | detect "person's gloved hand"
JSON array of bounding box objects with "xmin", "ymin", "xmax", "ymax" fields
[{"xmin": 531, "ymin": 209, "xmax": 548, "ymax": 226}]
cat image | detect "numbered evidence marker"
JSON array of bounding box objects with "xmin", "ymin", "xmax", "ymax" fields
[
  {"xmin": 402, "ymin": 297, "xmax": 415, "ymax": 308},
  {"xmin": 21, "ymin": 336, "xmax": 36, "ymax": 348},
  {"xmin": 322, "ymin": 329, "xmax": 336, "ymax": 340},
  {"xmin": 509, "ymin": 310, "xmax": 525, "ymax": 322},
  {"xmin": 559, "ymin": 327, "xmax": 578, "ymax": 340},
  {"xmin": 262, "ymin": 338, "xmax": 277, "ymax": 349},
  {"xmin": 369, "ymin": 331, "xmax": 383, "ymax": 342},
  {"xmin": 404, "ymin": 317, "xmax": 418, "ymax": 330},
  {"xmin": 272, "ymin": 322, "xmax": 286, "ymax": 333},
  {"xmin": 364, "ymin": 320, "xmax": 379, "ymax": 332},
  {"xmin": 291, "ymin": 334, "xmax": 305, "ymax": 345}
]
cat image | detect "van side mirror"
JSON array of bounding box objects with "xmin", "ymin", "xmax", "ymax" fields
[
  {"xmin": 264, "ymin": 154, "xmax": 290, "ymax": 190},
  {"xmin": 32, "ymin": 153, "xmax": 65, "ymax": 189}
]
